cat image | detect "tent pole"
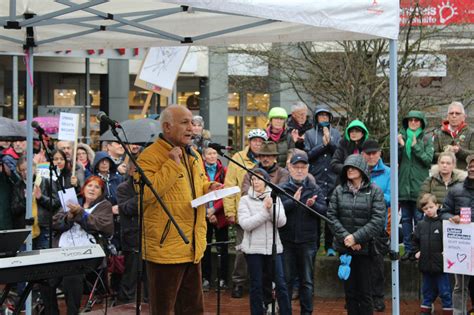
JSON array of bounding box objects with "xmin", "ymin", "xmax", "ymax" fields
[
  {"xmin": 85, "ymin": 57, "xmax": 91, "ymax": 144},
  {"xmin": 25, "ymin": 46, "xmax": 34, "ymax": 315},
  {"xmin": 389, "ymin": 39, "xmax": 400, "ymax": 315},
  {"xmin": 12, "ymin": 55, "xmax": 18, "ymax": 120}
]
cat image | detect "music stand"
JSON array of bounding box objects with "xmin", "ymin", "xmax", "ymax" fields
[{"xmin": 0, "ymin": 229, "xmax": 30, "ymax": 258}]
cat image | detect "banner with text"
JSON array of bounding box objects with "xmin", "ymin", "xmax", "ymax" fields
[
  {"xmin": 400, "ymin": 0, "xmax": 474, "ymax": 26},
  {"xmin": 443, "ymin": 221, "xmax": 474, "ymax": 276}
]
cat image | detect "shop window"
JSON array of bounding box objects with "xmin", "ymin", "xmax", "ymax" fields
[
  {"xmin": 247, "ymin": 93, "xmax": 270, "ymax": 112},
  {"xmin": 228, "ymin": 93, "xmax": 240, "ymax": 110},
  {"xmin": 89, "ymin": 90, "xmax": 100, "ymax": 106},
  {"xmin": 178, "ymin": 91, "xmax": 200, "ymax": 110},
  {"xmin": 54, "ymin": 89, "xmax": 76, "ymax": 106}
]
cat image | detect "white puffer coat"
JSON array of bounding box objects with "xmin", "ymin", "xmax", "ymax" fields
[{"xmin": 238, "ymin": 186, "xmax": 286, "ymax": 255}]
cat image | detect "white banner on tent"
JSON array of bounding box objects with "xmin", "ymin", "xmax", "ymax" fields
[
  {"xmin": 443, "ymin": 221, "xmax": 474, "ymax": 276},
  {"xmin": 58, "ymin": 112, "xmax": 80, "ymax": 142}
]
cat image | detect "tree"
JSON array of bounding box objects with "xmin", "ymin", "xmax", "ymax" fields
[{"xmin": 228, "ymin": 6, "xmax": 474, "ymax": 144}]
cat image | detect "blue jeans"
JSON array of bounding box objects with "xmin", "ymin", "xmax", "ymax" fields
[
  {"xmin": 422, "ymin": 272, "xmax": 452, "ymax": 309},
  {"xmin": 33, "ymin": 227, "xmax": 51, "ymax": 250},
  {"xmin": 246, "ymin": 254, "xmax": 291, "ymax": 315},
  {"xmin": 400, "ymin": 201, "xmax": 423, "ymax": 252},
  {"xmin": 282, "ymin": 242, "xmax": 318, "ymax": 314}
]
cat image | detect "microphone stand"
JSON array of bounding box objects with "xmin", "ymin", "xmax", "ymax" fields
[
  {"xmin": 206, "ymin": 240, "xmax": 234, "ymax": 315},
  {"xmin": 107, "ymin": 126, "xmax": 189, "ymax": 315},
  {"xmin": 35, "ymin": 130, "xmax": 65, "ymax": 249},
  {"xmin": 214, "ymin": 148, "xmax": 330, "ymax": 315}
]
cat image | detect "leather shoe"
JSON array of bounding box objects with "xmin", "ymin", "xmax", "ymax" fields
[{"xmin": 231, "ymin": 285, "xmax": 243, "ymax": 298}]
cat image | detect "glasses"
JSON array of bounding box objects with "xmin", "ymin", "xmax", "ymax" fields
[{"xmin": 448, "ymin": 112, "xmax": 463, "ymax": 116}]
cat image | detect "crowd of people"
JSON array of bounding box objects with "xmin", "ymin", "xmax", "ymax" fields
[{"xmin": 0, "ymin": 100, "xmax": 473, "ymax": 315}]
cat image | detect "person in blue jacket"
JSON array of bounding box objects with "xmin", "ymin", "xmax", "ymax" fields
[{"xmin": 361, "ymin": 139, "xmax": 391, "ymax": 312}]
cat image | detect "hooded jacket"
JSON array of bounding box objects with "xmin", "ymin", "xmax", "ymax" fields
[
  {"xmin": 398, "ymin": 111, "xmax": 434, "ymax": 202},
  {"xmin": 440, "ymin": 178, "xmax": 474, "ymax": 222},
  {"xmin": 77, "ymin": 143, "xmax": 95, "ymax": 179},
  {"xmin": 2, "ymin": 147, "xmax": 21, "ymax": 182},
  {"xmin": 418, "ymin": 166, "xmax": 466, "ymax": 207},
  {"xmin": 238, "ymin": 186, "xmax": 286, "ymax": 255},
  {"xmin": 92, "ymin": 151, "xmax": 124, "ymax": 205},
  {"xmin": 137, "ymin": 136, "xmax": 212, "ymax": 264},
  {"xmin": 433, "ymin": 120, "xmax": 474, "ymax": 170},
  {"xmin": 304, "ymin": 107, "xmax": 341, "ymax": 199},
  {"xmin": 331, "ymin": 120, "xmax": 369, "ymax": 176},
  {"xmin": 327, "ymin": 154, "xmax": 385, "ymax": 255},
  {"xmin": 412, "ymin": 215, "xmax": 444, "ymax": 273},
  {"xmin": 223, "ymin": 146, "xmax": 258, "ymax": 220},
  {"xmin": 279, "ymin": 176, "xmax": 327, "ymax": 244}
]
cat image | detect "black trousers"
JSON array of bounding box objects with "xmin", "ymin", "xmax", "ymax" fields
[
  {"xmin": 371, "ymin": 253, "xmax": 385, "ymax": 304},
  {"xmin": 344, "ymin": 255, "xmax": 373, "ymax": 315},
  {"xmin": 41, "ymin": 274, "xmax": 84, "ymax": 315},
  {"xmin": 202, "ymin": 222, "xmax": 229, "ymax": 283},
  {"xmin": 118, "ymin": 250, "xmax": 148, "ymax": 303}
]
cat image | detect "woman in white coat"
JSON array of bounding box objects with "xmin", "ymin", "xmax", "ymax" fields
[{"xmin": 238, "ymin": 168, "xmax": 291, "ymax": 315}]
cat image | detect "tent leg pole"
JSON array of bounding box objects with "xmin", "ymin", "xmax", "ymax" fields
[
  {"xmin": 389, "ymin": 39, "xmax": 400, "ymax": 315},
  {"xmin": 25, "ymin": 46, "xmax": 34, "ymax": 315}
]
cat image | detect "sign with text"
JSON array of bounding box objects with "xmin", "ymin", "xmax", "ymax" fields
[
  {"xmin": 400, "ymin": 0, "xmax": 474, "ymax": 26},
  {"xmin": 58, "ymin": 112, "xmax": 80, "ymax": 141},
  {"xmin": 135, "ymin": 47, "xmax": 189, "ymax": 97},
  {"xmin": 443, "ymin": 221, "xmax": 474, "ymax": 276},
  {"xmin": 461, "ymin": 207, "xmax": 472, "ymax": 224}
]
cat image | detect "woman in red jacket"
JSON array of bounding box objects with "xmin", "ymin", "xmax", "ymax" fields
[{"xmin": 201, "ymin": 147, "xmax": 229, "ymax": 291}]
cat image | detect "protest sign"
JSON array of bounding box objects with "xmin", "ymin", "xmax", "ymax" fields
[
  {"xmin": 443, "ymin": 221, "xmax": 474, "ymax": 276},
  {"xmin": 58, "ymin": 112, "xmax": 80, "ymax": 176}
]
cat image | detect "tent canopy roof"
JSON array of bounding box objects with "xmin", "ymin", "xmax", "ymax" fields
[{"xmin": 0, "ymin": 0, "xmax": 399, "ymax": 53}]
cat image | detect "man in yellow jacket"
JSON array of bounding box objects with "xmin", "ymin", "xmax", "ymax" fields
[
  {"xmin": 223, "ymin": 128, "xmax": 268, "ymax": 298},
  {"xmin": 138, "ymin": 105, "xmax": 221, "ymax": 315}
]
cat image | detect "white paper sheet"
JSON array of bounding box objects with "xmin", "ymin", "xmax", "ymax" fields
[
  {"xmin": 191, "ymin": 186, "xmax": 240, "ymax": 208},
  {"xmin": 58, "ymin": 187, "xmax": 79, "ymax": 212}
]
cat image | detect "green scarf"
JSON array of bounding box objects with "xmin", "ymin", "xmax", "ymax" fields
[{"xmin": 405, "ymin": 127, "xmax": 422, "ymax": 159}]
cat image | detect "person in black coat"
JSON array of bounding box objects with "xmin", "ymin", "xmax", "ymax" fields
[
  {"xmin": 413, "ymin": 193, "xmax": 453, "ymax": 314},
  {"xmin": 440, "ymin": 154, "xmax": 474, "ymax": 314},
  {"xmin": 279, "ymin": 152, "xmax": 327, "ymax": 314},
  {"xmin": 327, "ymin": 154, "xmax": 385, "ymax": 315},
  {"xmin": 116, "ymin": 162, "xmax": 148, "ymax": 304}
]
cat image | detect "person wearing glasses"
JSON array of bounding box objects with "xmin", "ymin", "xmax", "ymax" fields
[{"xmin": 433, "ymin": 101, "xmax": 474, "ymax": 170}]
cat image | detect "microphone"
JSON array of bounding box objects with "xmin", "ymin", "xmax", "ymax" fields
[
  {"xmin": 31, "ymin": 121, "xmax": 47, "ymax": 137},
  {"xmin": 203, "ymin": 140, "xmax": 233, "ymax": 151},
  {"xmin": 96, "ymin": 111, "xmax": 121, "ymax": 129}
]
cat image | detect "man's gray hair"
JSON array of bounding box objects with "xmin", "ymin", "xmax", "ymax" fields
[
  {"xmin": 55, "ymin": 140, "xmax": 74, "ymax": 149},
  {"xmin": 447, "ymin": 101, "xmax": 465, "ymax": 115},
  {"xmin": 159, "ymin": 105, "xmax": 179, "ymax": 126},
  {"xmin": 291, "ymin": 101, "xmax": 308, "ymax": 113}
]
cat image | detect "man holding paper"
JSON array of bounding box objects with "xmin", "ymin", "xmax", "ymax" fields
[
  {"xmin": 440, "ymin": 154, "xmax": 474, "ymax": 315},
  {"xmin": 138, "ymin": 105, "xmax": 221, "ymax": 315}
]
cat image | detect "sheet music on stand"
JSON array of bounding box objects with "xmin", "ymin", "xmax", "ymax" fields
[{"xmin": 191, "ymin": 186, "xmax": 240, "ymax": 208}]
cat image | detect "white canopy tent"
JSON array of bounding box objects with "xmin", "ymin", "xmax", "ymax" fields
[{"xmin": 0, "ymin": 0, "xmax": 401, "ymax": 313}]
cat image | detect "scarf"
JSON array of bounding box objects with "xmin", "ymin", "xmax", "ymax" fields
[
  {"xmin": 32, "ymin": 175, "xmax": 42, "ymax": 239},
  {"xmin": 205, "ymin": 162, "xmax": 217, "ymax": 181},
  {"xmin": 442, "ymin": 120, "xmax": 467, "ymax": 139},
  {"xmin": 405, "ymin": 128, "xmax": 422, "ymax": 159},
  {"xmin": 266, "ymin": 126, "xmax": 284, "ymax": 142}
]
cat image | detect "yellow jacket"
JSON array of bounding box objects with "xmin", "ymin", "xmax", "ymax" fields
[
  {"xmin": 223, "ymin": 146, "xmax": 257, "ymax": 220},
  {"xmin": 138, "ymin": 138, "xmax": 211, "ymax": 264}
]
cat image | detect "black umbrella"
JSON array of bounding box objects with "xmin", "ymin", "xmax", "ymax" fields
[
  {"xmin": 99, "ymin": 118, "xmax": 161, "ymax": 145},
  {"xmin": 0, "ymin": 116, "xmax": 27, "ymax": 141}
]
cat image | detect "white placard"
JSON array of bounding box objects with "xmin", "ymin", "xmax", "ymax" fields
[
  {"xmin": 443, "ymin": 221, "xmax": 474, "ymax": 276},
  {"xmin": 58, "ymin": 223, "xmax": 95, "ymax": 248},
  {"xmin": 191, "ymin": 186, "xmax": 240, "ymax": 208},
  {"xmin": 58, "ymin": 187, "xmax": 79, "ymax": 212},
  {"xmin": 135, "ymin": 47, "xmax": 189, "ymax": 97},
  {"xmin": 58, "ymin": 112, "xmax": 80, "ymax": 141}
]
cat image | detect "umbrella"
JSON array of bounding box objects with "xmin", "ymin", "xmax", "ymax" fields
[
  {"xmin": 20, "ymin": 116, "xmax": 60, "ymax": 139},
  {"xmin": 100, "ymin": 118, "xmax": 161, "ymax": 145},
  {"xmin": 0, "ymin": 117, "xmax": 27, "ymax": 141}
]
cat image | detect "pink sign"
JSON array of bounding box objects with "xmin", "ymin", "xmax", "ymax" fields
[{"xmin": 461, "ymin": 207, "xmax": 472, "ymax": 224}]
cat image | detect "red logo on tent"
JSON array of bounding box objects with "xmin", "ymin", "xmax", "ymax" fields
[{"xmin": 400, "ymin": 0, "xmax": 474, "ymax": 26}]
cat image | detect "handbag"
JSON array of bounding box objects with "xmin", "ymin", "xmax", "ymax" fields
[{"xmin": 370, "ymin": 230, "xmax": 391, "ymax": 256}]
